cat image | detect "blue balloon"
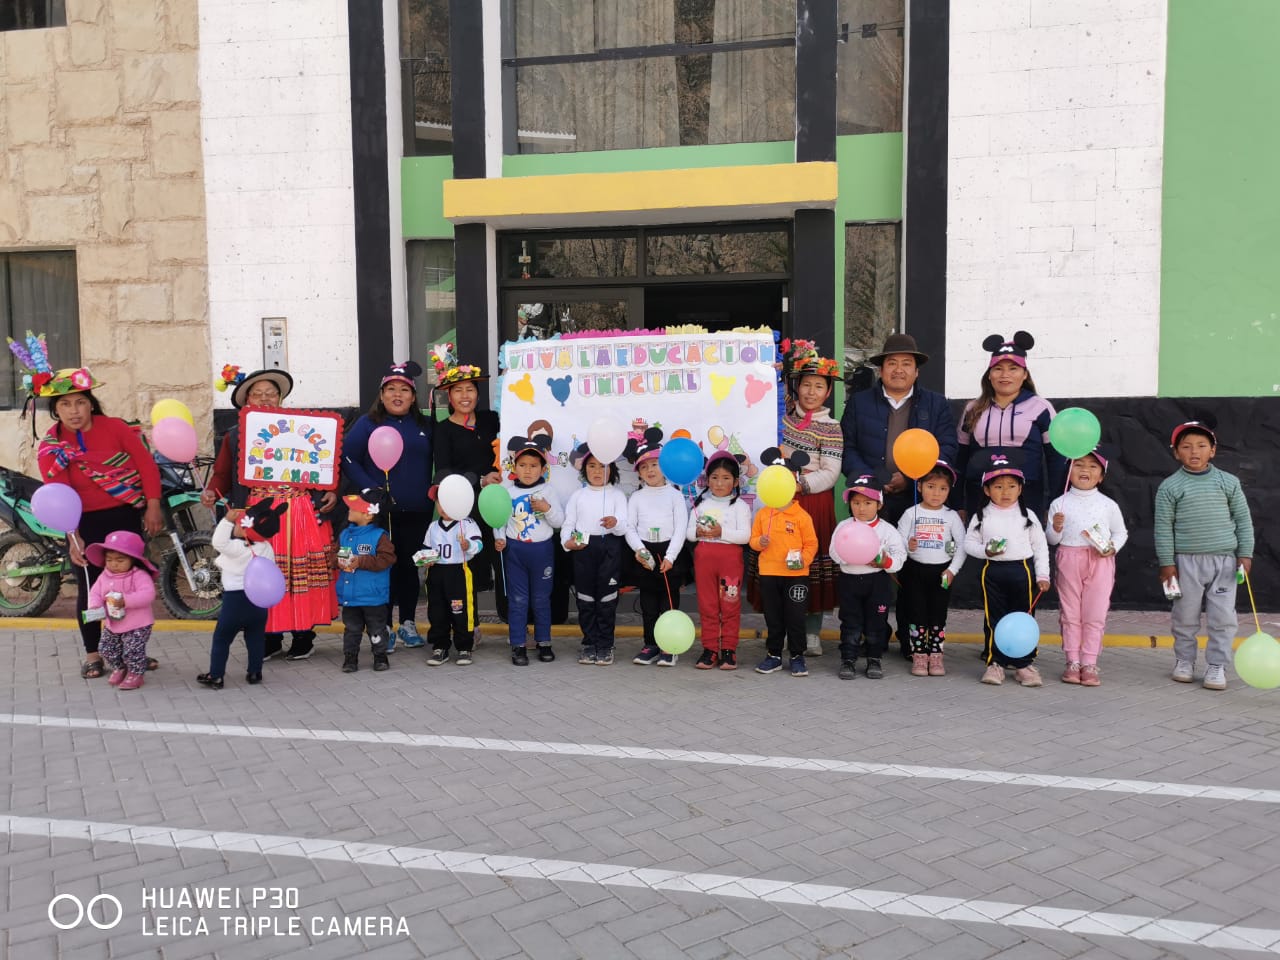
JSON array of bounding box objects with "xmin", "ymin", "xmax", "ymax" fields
[
  {"xmin": 658, "ymin": 438, "xmax": 703, "ymax": 486},
  {"xmin": 993, "ymin": 612, "xmax": 1040, "ymax": 659}
]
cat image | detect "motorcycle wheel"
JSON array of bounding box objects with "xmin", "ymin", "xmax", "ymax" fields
[
  {"xmin": 159, "ymin": 532, "xmax": 222, "ymax": 619},
  {"xmin": 0, "ymin": 531, "xmax": 63, "ymax": 617}
]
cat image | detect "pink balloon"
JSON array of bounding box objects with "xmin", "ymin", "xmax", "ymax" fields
[
  {"xmin": 833, "ymin": 521, "xmax": 880, "ymax": 565},
  {"xmin": 368, "ymin": 425, "xmax": 404, "ymax": 472},
  {"xmin": 244, "ymin": 555, "xmax": 286, "ymax": 608},
  {"xmin": 31, "ymin": 483, "xmax": 82, "ymax": 533},
  {"xmin": 152, "ymin": 416, "xmax": 198, "ymax": 462}
]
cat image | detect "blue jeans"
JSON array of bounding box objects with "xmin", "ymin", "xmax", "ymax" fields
[
  {"xmin": 505, "ymin": 538, "xmax": 554, "ymax": 647},
  {"xmin": 209, "ymin": 589, "xmax": 268, "ymax": 677}
]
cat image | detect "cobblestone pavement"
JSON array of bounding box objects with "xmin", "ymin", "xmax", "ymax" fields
[{"xmin": 3, "ymin": 611, "xmax": 1280, "ymax": 959}]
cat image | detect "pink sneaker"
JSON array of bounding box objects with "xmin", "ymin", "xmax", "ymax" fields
[
  {"xmin": 117, "ymin": 672, "xmax": 145, "ymax": 691},
  {"xmin": 1014, "ymin": 665, "xmax": 1043, "ymax": 687},
  {"xmin": 1061, "ymin": 661, "xmax": 1081, "ymax": 684},
  {"xmin": 928, "ymin": 653, "xmax": 945, "ymax": 676},
  {"xmin": 980, "ymin": 663, "xmax": 1004, "ymax": 685},
  {"xmin": 1080, "ymin": 664, "xmax": 1100, "ymax": 687},
  {"xmin": 910, "ymin": 654, "xmax": 929, "ymax": 677},
  {"xmin": 107, "ymin": 667, "xmax": 127, "ymax": 686}
]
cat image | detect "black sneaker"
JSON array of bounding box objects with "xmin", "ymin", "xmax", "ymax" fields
[
  {"xmin": 838, "ymin": 660, "xmax": 857, "ymax": 680},
  {"xmin": 245, "ymin": 672, "xmax": 262, "ymax": 684},
  {"xmin": 512, "ymin": 647, "xmax": 529, "ymax": 666},
  {"xmin": 866, "ymin": 658, "xmax": 884, "ymax": 680},
  {"xmin": 372, "ymin": 655, "xmax": 390, "ymax": 672},
  {"xmin": 695, "ymin": 649, "xmax": 717, "ymax": 670},
  {"xmin": 196, "ymin": 673, "xmax": 223, "ymax": 690},
  {"xmin": 537, "ymin": 645, "xmax": 555, "ymax": 663},
  {"xmin": 263, "ymin": 638, "xmax": 283, "ymax": 660},
  {"xmin": 718, "ymin": 649, "xmax": 737, "ymax": 670},
  {"xmin": 284, "ymin": 643, "xmax": 314, "ymax": 661},
  {"xmin": 341, "ymin": 657, "xmax": 358, "ymax": 673}
]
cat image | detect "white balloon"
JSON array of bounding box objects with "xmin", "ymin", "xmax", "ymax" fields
[
  {"xmin": 438, "ymin": 474, "xmax": 476, "ymax": 521},
  {"xmin": 587, "ymin": 417, "xmax": 627, "ymax": 465}
]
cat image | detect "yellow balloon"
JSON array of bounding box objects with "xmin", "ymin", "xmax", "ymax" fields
[
  {"xmin": 150, "ymin": 398, "xmax": 194, "ymax": 427},
  {"xmin": 757, "ymin": 464, "xmax": 797, "ymax": 509}
]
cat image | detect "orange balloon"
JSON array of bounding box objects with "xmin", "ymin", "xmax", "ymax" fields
[
  {"xmin": 671, "ymin": 429, "xmax": 692, "ymax": 440},
  {"xmin": 893, "ymin": 428, "xmax": 941, "ymax": 480}
]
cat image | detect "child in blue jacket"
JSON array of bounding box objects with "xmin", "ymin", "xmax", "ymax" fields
[{"xmin": 336, "ymin": 494, "xmax": 397, "ymax": 673}]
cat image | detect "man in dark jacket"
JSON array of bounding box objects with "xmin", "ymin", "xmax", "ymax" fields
[{"xmin": 840, "ymin": 333, "xmax": 957, "ymax": 525}]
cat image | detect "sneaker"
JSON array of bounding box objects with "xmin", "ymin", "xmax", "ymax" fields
[
  {"xmin": 1172, "ymin": 659, "xmax": 1194, "ymax": 683},
  {"xmin": 426, "ymin": 648, "xmax": 449, "ymax": 666},
  {"xmin": 372, "ymin": 655, "xmax": 389, "ymax": 672},
  {"xmin": 633, "ymin": 646, "xmax": 661, "ymax": 665},
  {"xmin": 511, "ymin": 647, "xmax": 529, "ymax": 666},
  {"xmin": 455, "ymin": 650, "xmax": 473, "ymax": 666},
  {"xmin": 718, "ymin": 649, "xmax": 737, "ymax": 670},
  {"xmin": 596, "ymin": 650, "xmax": 614, "ymax": 666},
  {"xmin": 399, "ymin": 621, "xmax": 424, "ymax": 648},
  {"xmin": 196, "ymin": 673, "xmax": 223, "ymax": 690},
  {"xmin": 695, "ymin": 649, "xmax": 718, "ymax": 670},
  {"xmin": 1080, "ymin": 664, "xmax": 1100, "ymax": 687},
  {"xmin": 981, "ymin": 663, "xmax": 1005, "ymax": 685},
  {"xmin": 284, "ymin": 643, "xmax": 314, "ymax": 661},
  {"xmin": 928, "ymin": 653, "xmax": 946, "ymax": 676},
  {"xmin": 805, "ymin": 635, "xmax": 823, "ymax": 657},
  {"xmin": 1062, "ymin": 661, "xmax": 1082, "ymax": 684},
  {"xmin": 865, "ymin": 658, "xmax": 883, "ymax": 680},
  {"xmin": 656, "ymin": 653, "xmax": 677, "ymax": 666},
  {"xmin": 537, "ymin": 645, "xmax": 556, "ymax": 663},
  {"xmin": 246, "ymin": 672, "xmax": 262, "ymax": 684},
  {"xmin": 1014, "ymin": 665, "xmax": 1043, "ymax": 687},
  {"xmin": 341, "ymin": 657, "xmax": 358, "ymax": 674},
  {"xmin": 385, "ymin": 629, "xmax": 396, "ymax": 654},
  {"xmin": 789, "ymin": 655, "xmax": 808, "ymax": 677},
  {"xmin": 578, "ymin": 649, "xmax": 597, "ymax": 665},
  {"xmin": 108, "ymin": 667, "xmax": 127, "ymax": 686},
  {"xmin": 1203, "ymin": 664, "xmax": 1227, "ymax": 690},
  {"xmin": 755, "ymin": 655, "xmax": 783, "ymax": 674},
  {"xmin": 117, "ymin": 672, "xmax": 145, "ymax": 691},
  {"xmin": 910, "ymin": 654, "xmax": 929, "ymax": 677},
  {"xmin": 838, "ymin": 660, "xmax": 857, "ymax": 680},
  {"xmin": 264, "ymin": 636, "xmax": 284, "ymax": 660}
]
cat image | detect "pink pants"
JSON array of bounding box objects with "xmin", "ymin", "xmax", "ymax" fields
[{"xmin": 1055, "ymin": 545, "xmax": 1114, "ymax": 665}]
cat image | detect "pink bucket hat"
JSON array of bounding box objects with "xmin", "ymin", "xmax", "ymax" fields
[{"xmin": 85, "ymin": 530, "xmax": 157, "ymax": 574}]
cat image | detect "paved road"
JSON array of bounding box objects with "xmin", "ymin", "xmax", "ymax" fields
[{"xmin": 3, "ymin": 623, "xmax": 1280, "ymax": 959}]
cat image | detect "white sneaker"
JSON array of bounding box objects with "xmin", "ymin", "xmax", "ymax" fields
[
  {"xmin": 804, "ymin": 633, "xmax": 823, "ymax": 657},
  {"xmin": 1171, "ymin": 659, "xmax": 1194, "ymax": 683},
  {"xmin": 1202, "ymin": 664, "xmax": 1227, "ymax": 690}
]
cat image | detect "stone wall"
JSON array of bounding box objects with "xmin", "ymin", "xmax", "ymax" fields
[{"xmin": 0, "ymin": 0, "xmax": 211, "ymax": 474}]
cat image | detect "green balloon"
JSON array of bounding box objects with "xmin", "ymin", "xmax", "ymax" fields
[
  {"xmin": 1048, "ymin": 407, "xmax": 1102, "ymax": 460},
  {"xmin": 655, "ymin": 609, "xmax": 695, "ymax": 655},
  {"xmin": 478, "ymin": 484, "xmax": 513, "ymax": 528},
  {"xmin": 1234, "ymin": 632, "xmax": 1280, "ymax": 690}
]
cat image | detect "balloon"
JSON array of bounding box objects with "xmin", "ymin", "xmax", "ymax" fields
[
  {"xmin": 832, "ymin": 521, "xmax": 880, "ymax": 565},
  {"xmin": 993, "ymin": 612, "xmax": 1040, "ymax": 659},
  {"xmin": 152, "ymin": 416, "xmax": 198, "ymax": 462},
  {"xmin": 893, "ymin": 428, "xmax": 941, "ymax": 480},
  {"xmin": 368, "ymin": 425, "xmax": 404, "ymax": 472},
  {"xmin": 438, "ymin": 474, "xmax": 475, "ymax": 521},
  {"xmin": 479, "ymin": 484, "xmax": 513, "ymax": 528},
  {"xmin": 1048, "ymin": 407, "xmax": 1102, "ymax": 460},
  {"xmin": 671, "ymin": 429, "xmax": 692, "ymax": 440},
  {"xmin": 659, "ymin": 438, "xmax": 702, "ymax": 486},
  {"xmin": 587, "ymin": 417, "xmax": 627, "ymax": 465},
  {"xmin": 757, "ymin": 465, "xmax": 797, "ymax": 509},
  {"xmin": 1234, "ymin": 631, "xmax": 1280, "ymax": 690},
  {"xmin": 655, "ymin": 609, "xmax": 695, "ymax": 655},
  {"xmin": 31, "ymin": 483, "xmax": 82, "ymax": 533},
  {"xmin": 244, "ymin": 555, "xmax": 287, "ymax": 608},
  {"xmin": 150, "ymin": 398, "xmax": 194, "ymax": 427}
]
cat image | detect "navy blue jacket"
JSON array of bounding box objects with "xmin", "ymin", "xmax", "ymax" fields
[
  {"xmin": 840, "ymin": 385, "xmax": 958, "ymax": 482},
  {"xmin": 343, "ymin": 412, "xmax": 434, "ymax": 514}
]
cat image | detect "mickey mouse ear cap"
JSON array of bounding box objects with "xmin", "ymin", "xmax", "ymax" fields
[{"xmin": 983, "ymin": 331, "xmax": 1035, "ymax": 369}]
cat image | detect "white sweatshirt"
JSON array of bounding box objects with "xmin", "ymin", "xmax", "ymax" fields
[
  {"xmin": 212, "ymin": 518, "xmax": 276, "ymax": 591},
  {"xmin": 687, "ymin": 493, "xmax": 752, "ymax": 546},
  {"xmin": 828, "ymin": 518, "xmax": 907, "ymax": 575},
  {"xmin": 1046, "ymin": 487, "xmax": 1128, "ymax": 552},
  {"xmin": 625, "ymin": 484, "xmax": 690, "ymax": 564},
  {"xmin": 897, "ymin": 504, "xmax": 968, "ymax": 575},
  {"xmin": 964, "ymin": 505, "xmax": 1050, "ymax": 579},
  {"xmin": 494, "ymin": 479, "xmax": 564, "ymax": 544},
  {"xmin": 561, "ymin": 485, "xmax": 630, "ymax": 546}
]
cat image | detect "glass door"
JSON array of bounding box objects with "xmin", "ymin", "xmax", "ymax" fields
[{"xmin": 501, "ymin": 288, "xmax": 644, "ymax": 343}]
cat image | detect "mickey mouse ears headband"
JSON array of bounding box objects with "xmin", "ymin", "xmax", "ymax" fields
[
  {"xmin": 760, "ymin": 446, "xmax": 811, "ymax": 474},
  {"xmin": 381, "ymin": 360, "xmax": 423, "ymax": 391},
  {"xmin": 508, "ymin": 433, "xmax": 552, "ymax": 464},
  {"xmin": 983, "ymin": 331, "xmax": 1035, "ymax": 369}
]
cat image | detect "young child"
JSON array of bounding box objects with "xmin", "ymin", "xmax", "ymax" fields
[
  {"xmin": 1047, "ymin": 449, "xmax": 1128, "ymax": 686},
  {"xmin": 964, "ymin": 452, "xmax": 1051, "ymax": 687},
  {"xmin": 421, "ymin": 482, "xmax": 484, "ymax": 666},
  {"xmin": 829, "ymin": 475, "xmax": 906, "ymax": 680},
  {"xmin": 750, "ymin": 448, "xmax": 818, "ymax": 677},
  {"xmin": 624, "ymin": 428, "xmax": 690, "ymax": 667},
  {"xmin": 562, "ymin": 444, "xmax": 629, "ymax": 665},
  {"xmin": 336, "ymin": 494, "xmax": 396, "ymax": 673},
  {"xmin": 1154, "ymin": 420, "xmax": 1254, "ymax": 691},
  {"xmin": 896, "ymin": 460, "xmax": 967, "ymax": 677},
  {"xmin": 688, "ymin": 451, "xmax": 752, "ymax": 670},
  {"xmin": 198, "ymin": 499, "xmax": 287, "ymax": 689},
  {"xmin": 495, "ymin": 435, "xmax": 565, "ymax": 666},
  {"xmin": 85, "ymin": 531, "xmax": 157, "ymax": 691}
]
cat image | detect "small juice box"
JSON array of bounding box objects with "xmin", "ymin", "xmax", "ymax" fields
[
  {"xmin": 785, "ymin": 549, "xmax": 803, "ymax": 570},
  {"xmin": 986, "ymin": 538, "xmax": 1007, "ymax": 556}
]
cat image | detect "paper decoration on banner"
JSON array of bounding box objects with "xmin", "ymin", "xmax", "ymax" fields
[
  {"xmin": 508, "ymin": 373, "xmax": 535, "ymax": 404},
  {"xmin": 710, "ymin": 374, "xmax": 735, "ymax": 405},
  {"xmin": 744, "ymin": 374, "xmax": 771, "ymax": 407}
]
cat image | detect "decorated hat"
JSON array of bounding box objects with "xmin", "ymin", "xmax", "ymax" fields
[
  {"xmin": 1170, "ymin": 419, "xmax": 1217, "ymax": 449},
  {"xmin": 381, "ymin": 360, "xmax": 423, "ymax": 391},
  {"xmin": 430, "ymin": 343, "xmax": 488, "ymax": 389},
  {"xmin": 981, "ymin": 451, "xmax": 1025, "ymax": 485},
  {"xmin": 983, "ymin": 331, "xmax": 1035, "ymax": 369},
  {"xmin": 343, "ymin": 493, "xmax": 379, "ymax": 516},
  {"xmin": 8, "ymin": 330, "xmax": 102, "ymax": 399},
  {"xmin": 759, "ymin": 446, "xmax": 811, "ymax": 475},
  {"xmin": 921, "ymin": 459, "xmax": 958, "ymax": 486},
  {"xmin": 626, "ymin": 427, "xmax": 665, "ymax": 466},
  {"xmin": 868, "ymin": 332, "xmax": 929, "ymax": 367},
  {"xmin": 508, "ymin": 433, "xmax": 552, "ymax": 465},
  {"xmin": 230, "ymin": 368, "xmax": 293, "ymax": 409},
  {"xmin": 84, "ymin": 530, "xmax": 158, "ymax": 574},
  {"xmin": 213, "ymin": 364, "xmax": 247, "ymax": 394},
  {"xmin": 781, "ymin": 338, "xmax": 840, "ymax": 381},
  {"xmin": 844, "ymin": 474, "xmax": 884, "ymax": 504},
  {"xmin": 241, "ymin": 498, "xmax": 288, "ymax": 542}
]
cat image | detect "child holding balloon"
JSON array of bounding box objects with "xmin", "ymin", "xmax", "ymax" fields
[
  {"xmin": 964, "ymin": 453, "xmax": 1051, "ymax": 687},
  {"xmin": 829, "ymin": 475, "xmax": 906, "ymax": 680},
  {"xmin": 688, "ymin": 451, "xmax": 753, "ymax": 670},
  {"xmin": 563, "ymin": 445, "xmax": 630, "ymax": 665}
]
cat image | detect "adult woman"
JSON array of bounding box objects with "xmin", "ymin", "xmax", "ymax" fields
[
  {"xmin": 341, "ymin": 361, "xmax": 434, "ymax": 649},
  {"xmin": 33, "ymin": 367, "xmax": 163, "ymax": 678},
  {"xmin": 202, "ymin": 367, "xmax": 338, "ymax": 659},
  {"xmin": 955, "ymin": 332, "xmax": 1067, "ymax": 517}
]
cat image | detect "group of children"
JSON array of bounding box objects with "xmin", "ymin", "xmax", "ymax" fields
[{"xmin": 82, "ymin": 416, "xmax": 1254, "ymax": 695}]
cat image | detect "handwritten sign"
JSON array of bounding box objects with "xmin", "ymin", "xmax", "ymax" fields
[{"xmin": 237, "ymin": 407, "xmax": 343, "ymax": 491}]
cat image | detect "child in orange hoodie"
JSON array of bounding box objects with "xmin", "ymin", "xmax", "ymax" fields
[{"xmin": 750, "ymin": 448, "xmax": 818, "ymax": 676}]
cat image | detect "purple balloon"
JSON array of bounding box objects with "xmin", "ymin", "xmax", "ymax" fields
[
  {"xmin": 368, "ymin": 425, "xmax": 404, "ymax": 472},
  {"xmin": 31, "ymin": 483, "xmax": 83, "ymax": 533},
  {"xmin": 244, "ymin": 555, "xmax": 287, "ymax": 608}
]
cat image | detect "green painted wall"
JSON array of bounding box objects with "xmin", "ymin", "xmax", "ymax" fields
[
  {"xmin": 402, "ymin": 156, "xmax": 454, "ymax": 238},
  {"xmin": 1160, "ymin": 0, "xmax": 1280, "ymax": 397},
  {"xmin": 502, "ymin": 140, "xmax": 796, "ymax": 177}
]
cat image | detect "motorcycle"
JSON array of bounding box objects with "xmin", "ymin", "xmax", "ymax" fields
[{"xmin": 0, "ymin": 456, "xmax": 223, "ymax": 619}]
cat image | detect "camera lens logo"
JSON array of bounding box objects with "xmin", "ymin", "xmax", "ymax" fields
[{"xmin": 48, "ymin": 894, "xmax": 123, "ymax": 930}]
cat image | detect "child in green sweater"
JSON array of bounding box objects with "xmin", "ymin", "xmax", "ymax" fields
[{"xmin": 1154, "ymin": 421, "xmax": 1254, "ymax": 691}]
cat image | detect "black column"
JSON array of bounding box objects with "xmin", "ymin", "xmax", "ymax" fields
[
  {"xmin": 348, "ymin": 0, "xmax": 394, "ymax": 403},
  {"xmin": 791, "ymin": 209, "xmax": 836, "ymax": 354},
  {"xmin": 795, "ymin": 0, "xmax": 837, "ymax": 163},
  {"xmin": 903, "ymin": 0, "xmax": 949, "ymax": 393}
]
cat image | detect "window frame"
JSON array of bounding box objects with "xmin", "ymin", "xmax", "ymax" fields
[{"xmin": 0, "ymin": 249, "xmax": 81, "ymax": 411}]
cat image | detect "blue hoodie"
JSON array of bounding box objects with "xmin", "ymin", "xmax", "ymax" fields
[{"xmin": 343, "ymin": 412, "xmax": 434, "ymax": 514}]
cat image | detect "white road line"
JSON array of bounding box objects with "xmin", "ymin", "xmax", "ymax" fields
[
  {"xmin": 3, "ymin": 712, "xmax": 1279, "ymax": 804},
  {"xmin": 4, "ymin": 813, "xmax": 1278, "ymax": 954}
]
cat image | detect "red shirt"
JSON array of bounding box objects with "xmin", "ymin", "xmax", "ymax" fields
[{"xmin": 37, "ymin": 416, "xmax": 162, "ymax": 513}]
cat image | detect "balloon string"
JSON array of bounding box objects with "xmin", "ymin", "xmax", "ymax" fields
[
  {"xmin": 1028, "ymin": 584, "xmax": 1047, "ymax": 614},
  {"xmin": 1243, "ymin": 568, "xmax": 1262, "ymax": 635},
  {"xmin": 663, "ymin": 570, "xmax": 673, "ymax": 610},
  {"xmin": 383, "ymin": 469, "xmax": 393, "ymax": 538}
]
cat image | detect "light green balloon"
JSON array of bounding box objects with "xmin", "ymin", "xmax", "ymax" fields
[
  {"xmin": 1234, "ymin": 632, "xmax": 1280, "ymax": 690},
  {"xmin": 478, "ymin": 484, "xmax": 513, "ymax": 528},
  {"xmin": 655, "ymin": 609, "xmax": 695, "ymax": 655}
]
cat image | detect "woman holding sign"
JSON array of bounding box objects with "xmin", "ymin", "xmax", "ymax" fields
[{"xmin": 203, "ymin": 367, "xmax": 338, "ymax": 660}]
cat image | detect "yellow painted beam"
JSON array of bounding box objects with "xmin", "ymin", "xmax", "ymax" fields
[{"xmin": 443, "ymin": 162, "xmax": 839, "ymax": 224}]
